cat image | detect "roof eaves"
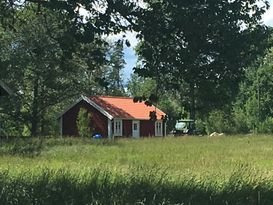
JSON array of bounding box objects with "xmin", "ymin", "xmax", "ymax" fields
[
  {"xmin": 57, "ymin": 97, "xmax": 83, "ymax": 119},
  {"xmin": 82, "ymin": 95, "xmax": 113, "ymax": 120}
]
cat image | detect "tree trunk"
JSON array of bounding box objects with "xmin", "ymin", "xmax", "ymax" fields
[
  {"xmin": 40, "ymin": 110, "xmax": 45, "ymax": 136},
  {"xmin": 31, "ymin": 78, "xmax": 39, "ymax": 136},
  {"xmin": 189, "ymin": 82, "xmax": 196, "ymax": 133},
  {"xmin": 189, "ymin": 82, "xmax": 195, "ymax": 121}
]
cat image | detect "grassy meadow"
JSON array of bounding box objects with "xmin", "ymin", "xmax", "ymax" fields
[
  {"xmin": 1, "ymin": 135, "xmax": 273, "ymax": 204},
  {"xmin": 2, "ymin": 135, "xmax": 273, "ymax": 176}
]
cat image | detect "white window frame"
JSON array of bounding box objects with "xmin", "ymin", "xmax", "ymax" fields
[
  {"xmin": 114, "ymin": 119, "xmax": 123, "ymax": 136},
  {"xmin": 155, "ymin": 120, "xmax": 163, "ymax": 136}
]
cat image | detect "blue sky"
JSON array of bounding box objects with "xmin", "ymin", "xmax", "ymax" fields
[{"xmin": 123, "ymin": 1, "xmax": 273, "ymax": 82}]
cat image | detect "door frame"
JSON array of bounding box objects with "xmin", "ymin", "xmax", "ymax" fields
[{"xmin": 155, "ymin": 120, "xmax": 163, "ymax": 136}]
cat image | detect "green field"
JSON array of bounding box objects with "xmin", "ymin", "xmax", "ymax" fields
[
  {"xmin": 1, "ymin": 135, "xmax": 273, "ymax": 204},
  {"xmin": 2, "ymin": 135, "xmax": 273, "ymax": 176}
]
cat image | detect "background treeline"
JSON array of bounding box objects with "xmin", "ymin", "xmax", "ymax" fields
[
  {"xmin": 0, "ymin": 0, "xmax": 273, "ymax": 136},
  {"xmin": 128, "ymin": 47, "xmax": 273, "ymax": 135}
]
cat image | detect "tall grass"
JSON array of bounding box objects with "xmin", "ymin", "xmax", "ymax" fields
[
  {"xmin": 0, "ymin": 165, "xmax": 273, "ymax": 204},
  {"xmin": 0, "ymin": 136, "xmax": 273, "ymax": 204}
]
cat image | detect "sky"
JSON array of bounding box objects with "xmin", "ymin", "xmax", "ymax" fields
[{"xmin": 122, "ymin": 0, "xmax": 273, "ymax": 82}]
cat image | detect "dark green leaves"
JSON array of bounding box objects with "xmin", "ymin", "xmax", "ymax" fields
[{"xmin": 135, "ymin": 0, "xmax": 272, "ymax": 118}]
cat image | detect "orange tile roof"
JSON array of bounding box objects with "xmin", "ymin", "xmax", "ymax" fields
[{"xmin": 90, "ymin": 96, "xmax": 166, "ymax": 120}]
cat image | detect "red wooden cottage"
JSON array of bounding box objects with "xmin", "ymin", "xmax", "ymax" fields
[{"xmin": 59, "ymin": 96, "xmax": 167, "ymax": 138}]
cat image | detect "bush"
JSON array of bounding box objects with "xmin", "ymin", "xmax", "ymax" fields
[
  {"xmin": 232, "ymin": 106, "xmax": 250, "ymax": 134},
  {"xmin": 77, "ymin": 108, "xmax": 93, "ymax": 137},
  {"xmin": 258, "ymin": 117, "xmax": 273, "ymax": 134},
  {"xmin": 206, "ymin": 110, "xmax": 234, "ymax": 134},
  {"xmin": 195, "ymin": 119, "xmax": 206, "ymax": 135}
]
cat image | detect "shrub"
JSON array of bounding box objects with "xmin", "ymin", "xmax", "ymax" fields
[
  {"xmin": 232, "ymin": 106, "xmax": 250, "ymax": 134},
  {"xmin": 77, "ymin": 108, "xmax": 93, "ymax": 137},
  {"xmin": 0, "ymin": 138, "xmax": 44, "ymax": 157},
  {"xmin": 195, "ymin": 119, "xmax": 206, "ymax": 135},
  {"xmin": 206, "ymin": 110, "xmax": 234, "ymax": 134},
  {"xmin": 258, "ymin": 117, "xmax": 273, "ymax": 134}
]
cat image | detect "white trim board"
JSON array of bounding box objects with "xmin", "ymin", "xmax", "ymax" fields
[
  {"xmin": 57, "ymin": 97, "xmax": 83, "ymax": 119},
  {"xmin": 82, "ymin": 95, "xmax": 113, "ymax": 120},
  {"xmin": 0, "ymin": 80, "xmax": 13, "ymax": 95}
]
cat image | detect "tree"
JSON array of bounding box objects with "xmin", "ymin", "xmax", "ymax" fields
[
  {"xmin": 135, "ymin": 0, "xmax": 272, "ymax": 120},
  {"xmin": 127, "ymin": 73, "xmax": 157, "ymax": 97},
  {"xmin": 0, "ymin": 6, "xmax": 108, "ymax": 136},
  {"xmin": 127, "ymin": 73, "xmax": 187, "ymax": 131},
  {"xmin": 106, "ymin": 41, "xmax": 126, "ymax": 96},
  {"xmin": 233, "ymin": 47, "xmax": 273, "ymax": 133},
  {"xmin": 0, "ymin": 0, "xmax": 142, "ymax": 44},
  {"xmin": 0, "ymin": 0, "xmax": 143, "ymax": 136}
]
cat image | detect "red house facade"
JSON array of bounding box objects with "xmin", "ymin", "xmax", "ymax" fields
[{"xmin": 59, "ymin": 96, "xmax": 167, "ymax": 138}]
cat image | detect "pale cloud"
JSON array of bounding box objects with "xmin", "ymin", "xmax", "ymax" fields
[{"xmin": 263, "ymin": 0, "xmax": 273, "ymax": 26}]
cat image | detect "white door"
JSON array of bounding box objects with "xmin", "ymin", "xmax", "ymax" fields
[{"xmin": 132, "ymin": 120, "xmax": 140, "ymax": 138}]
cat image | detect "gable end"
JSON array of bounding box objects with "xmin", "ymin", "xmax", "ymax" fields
[{"xmin": 58, "ymin": 95, "xmax": 113, "ymax": 120}]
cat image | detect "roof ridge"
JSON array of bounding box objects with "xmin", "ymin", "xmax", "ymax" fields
[{"xmin": 92, "ymin": 95, "xmax": 133, "ymax": 99}]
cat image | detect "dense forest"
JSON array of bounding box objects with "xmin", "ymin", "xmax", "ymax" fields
[{"xmin": 0, "ymin": 0, "xmax": 272, "ymax": 136}]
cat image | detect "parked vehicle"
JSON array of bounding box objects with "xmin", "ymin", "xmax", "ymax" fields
[{"xmin": 174, "ymin": 119, "xmax": 195, "ymax": 135}]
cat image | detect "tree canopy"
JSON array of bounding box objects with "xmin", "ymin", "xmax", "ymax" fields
[{"xmin": 135, "ymin": 0, "xmax": 272, "ymax": 120}]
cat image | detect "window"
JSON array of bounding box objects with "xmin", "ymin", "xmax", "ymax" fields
[
  {"xmin": 133, "ymin": 123, "xmax": 138, "ymax": 131},
  {"xmin": 114, "ymin": 119, "xmax": 122, "ymax": 136},
  {"xmin": 155, "ymin": 121, "xmax": 163, "ymax": 136}
]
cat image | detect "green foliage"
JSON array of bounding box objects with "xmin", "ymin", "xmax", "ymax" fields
[
  {"xmin": 0, "ymin": 0, "xmax": 141, "ymax": 137},
  {"xmin": 0, "ymin": 116, "xmax": 21, "ymax": 136},
  {"xmin": 77, "ymin": 108, "xmax": 92, "ymax": 137},
  {"xmin": 206, "ymin": 110, "xmax": 234, "ymax": 134},
  {"xmin": 233, "ymin": 48, "xmax": 273, "ymax": 134},
  {"xmin": 106, "ymin": 41, "xmax": 126, "ymax": 96},
  {"xmin": 136, "ymin": 0, "xmax": 272, "ymax": 120},
  {"xmin": 195, "ymin": 119, "xmax": 206, "ymax": 135},
  {"xmin": 0, "ymin": 6, "xmax": 109, "ymax": 136},
  {"xmin": 232, "ymin": 106, "xmax": 250, "ymax": 134},
  {"xmin": 258, "ymin": 117, "xmax": 273, "ymax": 134},
  {"xmin": 127, "ymin": 73, "xmax": 157, "ymax": 97}
]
